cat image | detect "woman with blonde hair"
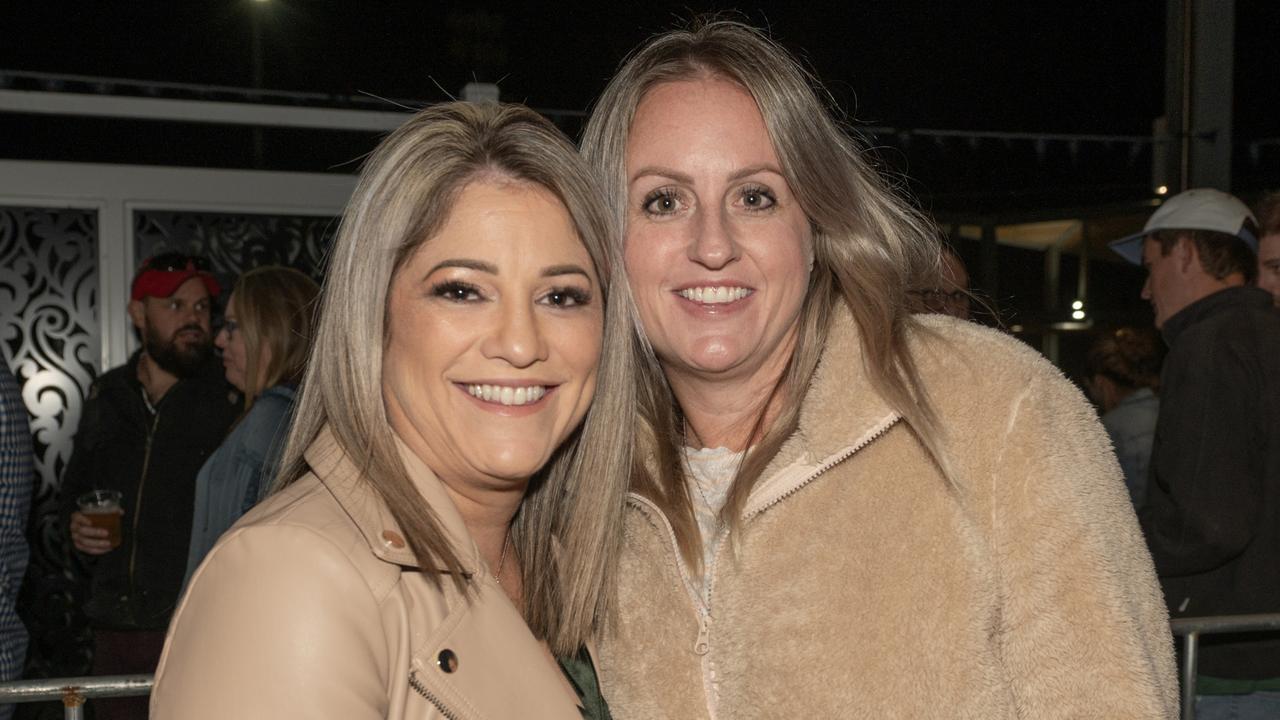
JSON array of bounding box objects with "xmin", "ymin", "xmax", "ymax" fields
[
  {"xmin": 581, "ymin": 19, "xmax": 1177, "ymax": 718},
  {"xmin": 184, "ymin": 265, "xmax": 319, "ymax": 580},
  {"xmin": 153, "ymin": 101, "xmax": 633, "ymax": 719}
]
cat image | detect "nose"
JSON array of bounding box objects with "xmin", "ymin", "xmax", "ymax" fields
[
  {"xmin": 481, "ymin": 301, "xmax": 548, "ymax": 368},
  {"xmin": 214, "ymin": 327, "xmax": 228, "ymax": 349},
  {"xmin": 1141, "ymin": 275, "xmax": 1151, "ymax": 301},
  {"xmin": 687, "ymin": 209, "xmax": 740, "ymax": 270}
]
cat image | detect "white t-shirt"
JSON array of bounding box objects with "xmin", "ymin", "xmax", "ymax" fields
[{"xmin": 683, "ymin": 445, "xmax": 745, "ymax": 597}]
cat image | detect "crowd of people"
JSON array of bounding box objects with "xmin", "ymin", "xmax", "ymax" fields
[{"xmin": 0, "ymin": 17, "xmax": 1277, "ymax": 720}]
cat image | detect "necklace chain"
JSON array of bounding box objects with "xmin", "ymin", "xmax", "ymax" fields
[{"xmin": 493, "ymin": 532, "xmax": 510, "ymax": 586}]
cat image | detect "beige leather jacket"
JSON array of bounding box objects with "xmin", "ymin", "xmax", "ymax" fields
[
  {"xmin": 599, "ymin": 313, "xmax": 1178, "ymax": 719},
  {"xmin": 152, "ymin": 427, "xmax": 583, "ymax": 719}
]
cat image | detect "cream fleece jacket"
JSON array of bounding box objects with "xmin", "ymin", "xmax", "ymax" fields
[{"xmin": 599, "ymin": 313, "xmax": 1178, "ymax": 719}]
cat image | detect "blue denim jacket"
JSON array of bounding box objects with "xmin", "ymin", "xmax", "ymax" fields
[
  {"xmin": 184, "ymin": 384, "xmax": 295, "ymax": 585},
  {"xmin": 1100, "ymin": 387, "xmax": 1158, "ymax": 510}
]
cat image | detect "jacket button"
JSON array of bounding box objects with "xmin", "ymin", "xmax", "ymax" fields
[
  {"xmin": 436, "ymin": 649, "xmax": 458, "ymax": 673},
  {"xmin": 381, "ymin": 530, "xmax": 405, "ymax": 549}
]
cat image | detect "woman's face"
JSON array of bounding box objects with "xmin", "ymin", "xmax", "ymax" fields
[
  {"xmin": 624, "ymin": 78, "xmax": 813, "ymax": 387},
  {"xmin": 215, "ymin": 292, "xmax": 249, "ymax": 392},
  {"xmin": 382, "ymin": 179, "xmax": 603, "ymax": 485}
]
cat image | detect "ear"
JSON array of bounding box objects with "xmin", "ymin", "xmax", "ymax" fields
[
  {"xmin": 127, "ymin": 299, "xmax": 146, "ymax": 332},
  {"xmin": 1174, "ymin": 235, "xmax": 1198, "ymax": 274}
]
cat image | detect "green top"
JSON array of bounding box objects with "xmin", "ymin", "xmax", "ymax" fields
[{"xmin": 558, "ymin": 647, "xmax": 613, "ymax": 720}]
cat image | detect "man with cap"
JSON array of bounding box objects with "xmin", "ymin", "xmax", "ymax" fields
[
  {"xmin": 60, "ymin": 254, "xmax": 237, "ymax": 720},
  {"xmin": 1110, "ymin": 188, "xmax": 1280, "ymax": 716}
]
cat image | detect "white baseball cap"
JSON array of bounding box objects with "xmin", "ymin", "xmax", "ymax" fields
[{"xmin": 1109, "ymin": 188, "xmax": 1259, "ymax": 265}]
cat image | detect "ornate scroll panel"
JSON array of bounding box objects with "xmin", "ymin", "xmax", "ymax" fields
[
  {"xmin": 133, "ymin": 209, "xmax": 336, "ymax": 286},
  {"xmin": 0, "ymin": 205, "xmax": 99, "ymax": 677}
]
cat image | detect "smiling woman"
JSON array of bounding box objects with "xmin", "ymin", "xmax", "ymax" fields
[
  {"xmin": 581, "ymin": 19, "xmax": 1177, "ymax": 719},
  {"xmin": 150, "ymin": 103, "xmax": 634, "ymax": 720}
]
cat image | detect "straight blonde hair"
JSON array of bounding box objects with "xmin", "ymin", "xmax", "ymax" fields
[
  {"xmin": 275, "ymin": 102, "xmax": 636, "ymax": 655},
  {"xmin": 232, "ymin": 265, "xmax": 319, "ymax": 412},
  {"xmin": 581, "ymin": 19, "xmax": 947, "ymax": 573}
]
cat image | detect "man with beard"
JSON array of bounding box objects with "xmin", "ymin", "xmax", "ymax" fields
[{"xmin": 61, "ymin": 254, "xmax": 237, "ymax": 720}]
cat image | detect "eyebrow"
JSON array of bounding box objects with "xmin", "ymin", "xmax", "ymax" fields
[
  {"xmin": 541, "ymin": 264, "xmax": 592, "ymax": 280},
  {"xmin": 629, "ymin": 163, "xmax": 785, "ymax": 185},
  {"xmin": 427, "ymin": 259, "xmax": 498, "ymax": 276},
  {"xmin": 425, "ymin": 259, "xmax": 592, "ymax": 281}
]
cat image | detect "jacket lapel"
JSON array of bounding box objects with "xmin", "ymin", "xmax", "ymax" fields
[{"xmin": 304, "ymin": 426, "xmax": 481, "ymax": 576}]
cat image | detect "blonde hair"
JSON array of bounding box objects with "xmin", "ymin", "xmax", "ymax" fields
[
  {"xmin": 581, "ymin": 19, "xmax": 947, "ymax": 572},
  {"xmin": 231, "ymin": 266, "xmax": 319, "ymax": 411},
  {"xmin": 276, "ymin": 102, "xmax": 636, "ymax": 654}
]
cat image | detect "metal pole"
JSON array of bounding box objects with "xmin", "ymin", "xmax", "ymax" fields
[
  {"xmin": 1180, "ymin": 631, "xmax": 1198, "ymax": 720},
  {"xmin": 63, "ymin": 688, "xmax": 84, "ymax": 720},
  {"xmin": 250, "ymin": 3, "xmax": 265, "ymax": 167},
  {"xmin": 1178, "ymin": 0, "xmax": 1193, "ymax": 191}
]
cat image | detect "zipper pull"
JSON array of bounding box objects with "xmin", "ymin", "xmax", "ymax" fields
[{"xmin": 693, "ymin": 611, "xmax": 711, "ymax": 655}]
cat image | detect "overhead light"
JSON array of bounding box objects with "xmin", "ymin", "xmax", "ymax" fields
[
  {"xmin": 1155, "ymin": 185, "xmax": 1169, "ymax": 196},
  {"xmin": 1071, "ymin": 310, "xmax": 1086, "ymax": 320},
  {"xmin": 1071, "ymin": 300, "xmax": 1083, "ymax": 310},
  {"xmin": 1010, "ymin": 324, "xmax": 1024, "ymax": 333}
]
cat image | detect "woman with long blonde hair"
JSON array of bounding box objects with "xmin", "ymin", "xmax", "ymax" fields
[
  {"xmin": 581, "ymin": 19, "xmax": 1176, "ymax": 718},
  {"xmin": 154, "ymin": 101, "xmax": 634, "ymax": 719},
  {"xmin": 184, "ymin": 265, "xmax": 318, "ymax": 581}
]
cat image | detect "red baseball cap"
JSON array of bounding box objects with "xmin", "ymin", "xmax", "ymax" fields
[{"xmin": 131, "ymin": 253, "xmax": 221, "ymax": 301}]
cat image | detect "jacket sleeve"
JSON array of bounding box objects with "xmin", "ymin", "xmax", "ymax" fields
[
  {"xmin": 59, "ymin": 380, "xmax": 108, "ymax": 534},
  {"xmin": 988, "ymin": 364, "xmax": 1177, "ymax": 719},
  {"xmin": 1139, "ymin": 332, "xmax": 1262, "ymax": 577},
  {"xmin": 151, "ymin": 523, "xmax": 391, "ymax": 719}
]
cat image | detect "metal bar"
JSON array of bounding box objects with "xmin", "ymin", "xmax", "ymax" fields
[
  {"xmin": 0, "ymin": 674, "xmax": 153, "ymax": 703},
  {"xmin": 1170, "ymin": 613, "xmax": 1280, "ymax": 635},
  {"xmin": 1181, "ymin": 632, "xmax": 1198, "ymax": 720},
  {"xmin": 0, "ymin": 88, "xmax": 411, "ymax": 132}
]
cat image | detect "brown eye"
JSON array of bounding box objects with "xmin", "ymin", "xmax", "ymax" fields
[
  {"xmin": 642, "ymin": 188, "xmax": 683, "ymax": 216},
  {"xmin": 738, "ymin": 185, "xmax": 776, "ymax": 211}
]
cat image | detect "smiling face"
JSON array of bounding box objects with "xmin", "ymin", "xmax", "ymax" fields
[
  {"xmin": 624, "ymin": 78, "xmax": 813, "ymax": 388},
  {"xmin": 382, "ymin": 179, "xmax": 603, "ymax": 486}
]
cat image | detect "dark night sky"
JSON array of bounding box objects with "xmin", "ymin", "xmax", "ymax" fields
[{"xmin": 6, "ymin": 1, "xmax": 1275, "ymax": 139}]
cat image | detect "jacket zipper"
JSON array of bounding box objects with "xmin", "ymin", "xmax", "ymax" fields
[
  {"xmin": 408, "ymin": 669, "xmax": 462, "ymax": 720},
  {"xmin": 627, "ymin": 412, "xmax": 901, "ymax": 719},
  {"xmin": 743, "ymin": 413, "xmax": 900, "ymax": 521},
  {"xmin": 128, "ymin": 409, "xmax": 162, "ymax": 597},
  {"xmin": 627, "ymin": 494, "xmax": 720, "ymax": 720}
]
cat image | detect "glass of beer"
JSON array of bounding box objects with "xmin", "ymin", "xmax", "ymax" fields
[{"xmin": 77, "ymin": 490, "xmax": 123, "ymax": 550}]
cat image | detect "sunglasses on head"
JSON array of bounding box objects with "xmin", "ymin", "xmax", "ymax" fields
[{"xmin": 139, "ymin": 253, "xmax": 211, "ymax": 273}]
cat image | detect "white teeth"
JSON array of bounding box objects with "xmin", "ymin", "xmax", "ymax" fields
[
  {"xmin": 466, "ymin": 384, "xmax": 547, "ymax": 406},
  {"xmin": 678, "ymin": 286, "xmax": 751, "ymax": 304}
]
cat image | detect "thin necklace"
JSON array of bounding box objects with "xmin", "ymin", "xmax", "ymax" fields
[{"xmin": 493, "ymin": 532, "xmax": 510, "ymax": 586}]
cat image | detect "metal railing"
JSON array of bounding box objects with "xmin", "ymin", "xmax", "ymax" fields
[
  {"xmin": 0, "ymin": 614, "xmax": 1275, "ymax": 719},
  {"xmin": 0, "ymin": 674, "xmax": 151, "ymax": 719},
  {"xmin": 1170, "ymin": 613, "xmax": 1280, "ymax": 720}
]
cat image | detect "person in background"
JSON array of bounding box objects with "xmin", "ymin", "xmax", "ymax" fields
[
  {"xmin": 152, "ymin": 102, "xmax": 633, "ymax": 719},
  {"xmin": 61, "ymin": 253, "xmax": 237, "ymax": 720},
  {"xmin": 1253, "ymin": 191, "xmax": 1280, "ymax": 306},
  {"xmin": 0, "ymin": 362, "xmax": 32, "ymax": 720},
  {"xmin": 581, "ymin": 19, "xmax": 1175, "ymax": 719},
  {"xmin": 1084, "ymin": 327, "xmax": 1163, "ymax": 510},
  {"xmin": 1110, "ymin": 187, "xmax": 1280, "ymax": 718},
  {"xmin": 184, "ymin": 266, "xmax": 319, "ymax": 583},
  {"xmin": 906, "ymin": 244, "xmax": 971, "ymax": 320}
]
